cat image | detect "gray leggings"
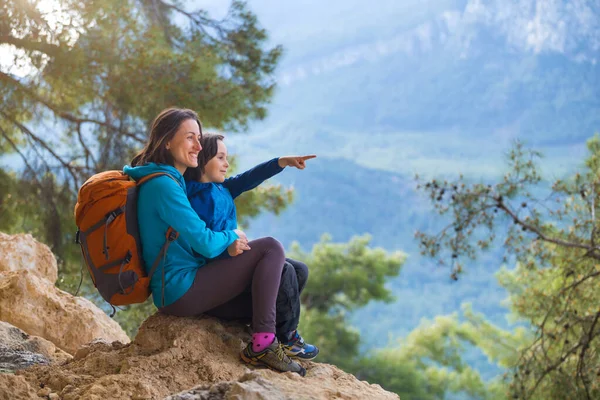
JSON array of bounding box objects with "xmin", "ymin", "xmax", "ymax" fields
[{"xmin": 160, "ymin": 237, "xmax": 285, "ymax": 333}]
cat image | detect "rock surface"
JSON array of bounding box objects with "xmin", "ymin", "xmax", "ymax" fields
[
  {"xmin": 0, "ymin": 270, "xmax": 130, "ymax": 355},
  {"xmin": 165, "ymin": 374, "xmax": 286, "ymax": 400},
  {"xmin": 0, "ymin": 321, "xmax": 71, "ymax": 367},
  {"xmin": 0, "ymin": 374, "xmax": 39, "ymax": 400},
  {"xmin": 0, "ymin": 232, "xmax": 58, "ymax": 283},
  {"xmin": 16, "ymin": 314, "xmax": 398, "ymax": 400}
]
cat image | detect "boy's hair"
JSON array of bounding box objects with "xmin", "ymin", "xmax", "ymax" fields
[{"xmin": 183, "ymin": 133, "xmax": 225, "ymax": 182}]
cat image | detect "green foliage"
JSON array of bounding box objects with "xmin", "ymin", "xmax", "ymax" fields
[
  {"xmin": 349, "ymin": 302, "xmax": 534, "ymax": 399},
  {"xmin": 417, "ymin": 136, "xmax": 600, "ymax": 399},
  {"xmin": 298, "ymin": 307, "xmax": 362, "ymax": 370},
  {"xmin": 355, "ymin": 312, "xmax": 502, "ymax": 400},
  {"xmin": 288, "ymin": 234, "xmax": 405, "ymax": 369},
  {"xmin": 235, "ymin": 185, "xmax": 294, "ymax": 229},
  {"xmin": 290, "ymin": 234, "xmax": 405, "ymax": 312}
]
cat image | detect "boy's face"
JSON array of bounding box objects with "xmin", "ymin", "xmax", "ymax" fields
[{"xmin": 203, "ymin": 140, "xmax": 229, "ymax": 183}]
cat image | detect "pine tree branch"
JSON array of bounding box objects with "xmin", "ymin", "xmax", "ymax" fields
[
  {"xmin": 75, "ymin": 123, "xmax": 98, "ymax": 170},
  {"xmin": 0, "ymin": 71, "xmax": 146, "ymax": 143},
  {"xmin": 0, "ymin": 125, "xmax": 42, "ymax": 186},
  {"xmin": 497, "ymin": 201, "xmax": 597, "ymax": 256},
  {"xmin": 0, "ymin": 34, "xmax": 63, "ymax": 57},
  {"xmin": 0, "ymin": 109, "xmax": 80, "ymax": 186},
  {"xmin": 577, "ymin": 310, "xmax": 600, "ymax": 399},
  {"xmin": 158, "ymin": 0, "xmax": 228, "ymax": 42},
  {"xmin": 561, "ymin": 270, "xmax": 600, "ymax": 293},
  {"xmin": 0, "ymin": 125, "xmax": 66, "ymax": 252}
]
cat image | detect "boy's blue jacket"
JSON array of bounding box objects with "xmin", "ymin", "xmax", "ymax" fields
[
  {"xmin": 186, "ymin": 158, "xmax": 283, "ymax": 252},
  {"xmin": 123, "ymin": 162, "xmax": 238, "ymax": 307}
]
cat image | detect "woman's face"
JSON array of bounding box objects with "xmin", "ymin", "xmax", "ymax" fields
[
  {"xmin": 202, "ymin": 140, "xmax": 229, "ymax": 183},
  {"xmin": 166, "ymin": 119, "xmax": 202, "ymax": 174}
]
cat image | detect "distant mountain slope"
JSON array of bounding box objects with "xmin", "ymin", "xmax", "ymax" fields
[{"xmin": 229, "ymin": 2, "xmax": 599, "ymax": 178}]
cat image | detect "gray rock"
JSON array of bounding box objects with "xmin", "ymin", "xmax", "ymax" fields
[
  {"xmin": 0, "ymin": 321, "xmax": 53, "ymax": 372},
  {"xmin": 0, "ymin": 346, "xmax": 49, "ymax": 372}
]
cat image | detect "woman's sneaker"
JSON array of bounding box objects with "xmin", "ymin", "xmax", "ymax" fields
[
  {"xmin": 282, "ymin": 331, "xmax": 319, "ymax": 361},
  {"xmin": 240, "ymin": 337, "xmax": 306, "ymax": 376}
]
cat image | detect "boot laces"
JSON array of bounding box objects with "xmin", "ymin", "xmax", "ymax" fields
[{"xmin": 275, "ymin": 342, "xmax": 289, "ymax": 362}]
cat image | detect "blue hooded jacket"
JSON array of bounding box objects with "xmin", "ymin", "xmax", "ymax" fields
[
  {"xmin": 123, "ymin": 162, "xmax": 238, "ymax": 307},
  {"xmin": 186, "ymin": 158, "xmax": 283, "ymax": 257}
]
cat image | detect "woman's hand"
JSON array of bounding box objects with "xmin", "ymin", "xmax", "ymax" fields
[
  {"xmin": 228, "ymin": 229, "xmax": 250, "ymax": 256},
  {"xmin": 228, "ymin": 239, "xmax": 251, "ymax": 256},
  {"xmin": 278, "ymin": 155, "xmax": 316, "ymax": 169}
]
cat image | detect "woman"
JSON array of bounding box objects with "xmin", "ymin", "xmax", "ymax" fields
[{"xmin": 123, "ymin": 107, "xmax": 305, "ymax": 376}]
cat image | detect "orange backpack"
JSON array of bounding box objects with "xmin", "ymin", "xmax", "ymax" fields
[{"xmin": 74, "ymin": 171, "xmax": 179, "ymax": 308}]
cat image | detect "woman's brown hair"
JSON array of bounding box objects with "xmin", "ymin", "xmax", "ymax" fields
[
  {"xmin": 183, "ymin": 133, "xmax": 224, "ymax": 181},
  {"xmin": 131, "ymin": 108, "xmax": 203, "ymax": 167}
]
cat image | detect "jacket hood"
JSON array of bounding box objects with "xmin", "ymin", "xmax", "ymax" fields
[
  {"xmin": 185, "ymin": 179, "xmax": 216, "ymax": 197},
  {"xmin": 123, "ymin": 163, "xmax": 185, "ymax": 188}
]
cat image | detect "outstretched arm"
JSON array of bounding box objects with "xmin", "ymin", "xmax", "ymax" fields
[
  {"xmin": 224, "ymin": 155, "xmax": 317, "ymax": 199},
  {"xmin": 223, "ymin": 158, "xmax": 282, "ymax": 199}
]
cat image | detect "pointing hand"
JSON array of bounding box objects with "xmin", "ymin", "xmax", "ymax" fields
[{"xmin": 278, "ymin": 155, "xmax": 317, "ymax": 169}]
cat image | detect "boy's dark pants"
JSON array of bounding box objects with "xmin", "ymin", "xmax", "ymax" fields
[
  {"xmin": 275, "ymin": 258, "xmax": 308, "ymax": 341},
  {"xmin": 199, "ymin": 258, "xmax": 309, "ymax": 341}
]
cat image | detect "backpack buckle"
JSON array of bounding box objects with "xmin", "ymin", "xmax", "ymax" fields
[
  {"xmin": 167, "ymin": 230, "xmax": 178, "ymax": 242},
  {"xmin": 105, "ymin": 209, "xmax": 122, "ymax": 224},
  {"xmin": 75, "ymin": 230, "xmax": 81, "ymax": 244}
]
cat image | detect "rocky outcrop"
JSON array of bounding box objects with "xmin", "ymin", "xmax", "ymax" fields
[
  {"xmin": 0, "ymin": 232, "xmax": 58, "ymax": 283},
  {"xmin": 16, "ymin": 314, "xmax": 398, "ymax": 400},
  {"xmin": 0, "ymin": 233, "xmax": 130, "ymax": 355},
  {"xmin": 0, "ymin": 270, "xmax": 130, "ymax": 355}
]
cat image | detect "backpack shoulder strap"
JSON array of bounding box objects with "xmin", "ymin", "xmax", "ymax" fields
[{"xmin": 136, "ymin": 172, "xmax": 183, "ymax": 188}]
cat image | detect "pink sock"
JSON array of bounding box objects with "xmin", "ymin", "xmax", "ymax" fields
[{"xmin": 252, "ymin": 332, "xmax": 275, "ymax": 353}]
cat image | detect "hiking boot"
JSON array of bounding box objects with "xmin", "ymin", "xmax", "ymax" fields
[
  {"xmin": 240, "ymin": 337, "xmax": 306, "ymax": 376},
  {"xmin": 282, "ymin": 331, "xmax": 319, "ymax": 361}
]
